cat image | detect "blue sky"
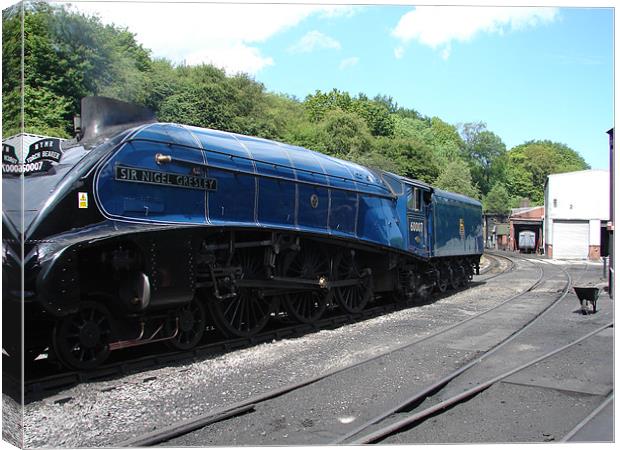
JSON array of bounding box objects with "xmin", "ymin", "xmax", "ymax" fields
[{"xmin": 60, "ymin": 1, "xmax": 614, "ymax": 170}]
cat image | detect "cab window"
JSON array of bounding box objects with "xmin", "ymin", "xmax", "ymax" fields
[{"xmin": 407, "ymin": 187, "xmax": 421, "ymax": 211}]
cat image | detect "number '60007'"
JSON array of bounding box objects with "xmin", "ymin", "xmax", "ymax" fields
[{"xmin": 410, "ymin": 221, "xmax": 423, "ymax": 232}]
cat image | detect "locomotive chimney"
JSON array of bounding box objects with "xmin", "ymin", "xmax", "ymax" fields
[{"xmin": 79, "ymin": 96, "xmax": 157, "ymax": 146}]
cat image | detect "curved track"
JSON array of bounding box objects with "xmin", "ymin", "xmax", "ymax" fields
[
  {"xmin": 476, "ymin": 252, "xmax": 516, "ymax": 281},
  {"xmin": 18, "ymin": 252, "xmax": 517, "ymax": 401},
  {"xmin": 346, "ymin": 322, "xmax": 613, "ymax": 444},
  {"xmin": 334, "ymin": 258, "xmax": 611, "ymax": 445},
  {"xmin": 112, "ymin": 253, "xmax": 555, "ymax": 446},
  {"xmin": 331, "ymin": 255, "xmax": 573, "ymax": 444}
]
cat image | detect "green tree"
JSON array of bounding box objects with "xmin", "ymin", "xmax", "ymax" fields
[
  {"xmin": 2, "ymin": 1, "xmax": 153, "ymax": 137},
  {"xmin": 375, "ymin": 137, "xmax": 439, "ymax": 183},
  {"xmin": 483, "ymin": 183, "xmax": 512, "ymax": 214},
  {"xmin": 156, "ymin": 64, "xmax": 285, "ymax": 139},
  {"xmin": 435, "ymin": 159, "xmax": 481, "ymax": 199},
  {"xmin": 349, "ymin": 148, "xmax": 401, "ymax": 174},
  {"xmin": 506, "ymin": 140, "xmax": 589, "ymax": 204},
  {"xmin": 351, "ymin": 99, "xmax": 394, "ymax": 137},
  {"xmin": 459, "ymin": 122, "xmax": 507, "ymax": 196},
  {"xmin": 2, "ymin": 4, "xmax": 23, "ymax": 137},
  {"xmin": 318, "ymin": 109, "xmax": 373, "ymax": 157},
  {"xmin": 304, "ymin": 88, "xmax": 352, "ymax": 123},
  {"xmin": 142, "ymin": 58, "xmax": 184, "ymax": 112},
  {"xmin": 429, "ymin": 117, "xmax": 463, "ymax": 163},
  {"xmin": 304, "ymin": 89, "xmax": 394, "ymax": 137},
  {"xmin": 22, "ymin": 85, "xmax": 73, "ymax": 137},
  {"xmin": 392, "ymin": 116, "xmax": 433, "ymax": 143}
]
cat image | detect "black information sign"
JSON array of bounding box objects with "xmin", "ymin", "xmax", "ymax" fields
[
  {"xmin": 2, "ymin": 144, "xmax": 20, "ymax": 175},
  {"xmin": 2, "ymin": 138, "xmax": 63, "ymax": 175},
  {"xmin": 115, "ymin": 165, "xmax": 218, "ymax": 191},
  {"xmin": 24, "ymin": 138, "xmax": 63, "ymax": 174}
]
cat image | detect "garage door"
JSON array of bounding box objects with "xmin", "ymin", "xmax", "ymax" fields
[{"xmin": 553, "ymin": 220, "xmax": 589, "ymax": 259}]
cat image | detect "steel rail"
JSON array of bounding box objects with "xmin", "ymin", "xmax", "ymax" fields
[
  {"xmin": 23, "ymin": 253, "xmax": 520, "ymax": 399},
  {"xmin": 477, "ymin": 253, "xmax": 500, "ymax": 275},
  {"xmin": 477, "ymin": 251, "xmax": 516, "ymax": 282},
  {"xmin": 331, "ymin": 257, "xmax": 565, "ymax": 444},
  {"xmin": 348, "ymin": 322, "xmax": 613, "ymax": 445},
  {"xmin": 561, "ymin": 392, "xmax": 614, "ymax": 442},
  {"xmin": 109, "ymin": 254, "xmax": 542, "ymax": 447},
  {"xmin": 118, "ymin": 404, "xmax": 257, "ymax": 447},
  {"xmin": 22, "ymin": 302, "xmax": 398, "ymax": 398}
]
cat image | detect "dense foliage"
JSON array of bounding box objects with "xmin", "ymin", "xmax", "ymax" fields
[{"xmin": 3, "ymin": 2, "xmax": 591, "ymax": 209}]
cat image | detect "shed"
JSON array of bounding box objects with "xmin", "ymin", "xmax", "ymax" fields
[
  {"xmin": 509, "ymin": 206, "xmax": 544, "ymax": 253},
  {"xmin": 544, "ymin": 170, "xmax": 610, "ymax": 260},
  {"xmin": 495, "ymin": 223, "xmax": 510, "ymax": 251}
]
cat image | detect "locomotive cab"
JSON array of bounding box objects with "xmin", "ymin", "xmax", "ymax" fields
[{"xmin": 404, "ymin": 182, "xmax": 432, "ymax": 258}]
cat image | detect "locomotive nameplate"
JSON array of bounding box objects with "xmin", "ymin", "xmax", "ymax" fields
[{"xmin": 115, "ymin": 165, "xmax": 217, "ymax": 191}]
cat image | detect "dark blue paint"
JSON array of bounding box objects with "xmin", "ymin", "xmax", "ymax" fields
[
  {"xmin": 94, "ymin": 123, "xmax": 482, "ymax": 258},
  {"xmin": 431, "ymin": 189, "xmax": 483, "ymax": 257}
]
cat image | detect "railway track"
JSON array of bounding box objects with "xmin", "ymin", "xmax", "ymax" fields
[
  {"xmin": 477, "ymin": 251, "xmax": 516, "ymax": 280},
  {"xmin": 112, "ymin": 254, "xmax": 554, "ymax": 446},
  {"xmin": 15, "ymin": 251, "xmax": 520, "ymax": 401},
  {"xmin": 345, "ymin": 322, "xmax": 613, "ymax": 444},
  {"xmin": 15, "ymin": 301, "xmax": 405, "ymax": 399},
  {"xmin": 153, "ymin": 258, "xmax": 610, "ymax": 447},
  {"xmin": 561, "ymin": 392, "xmax": 614, "ymax": 442},
  {"xmin": 334, "ymin": 259, "xmax": 611, "ymax": 445}
]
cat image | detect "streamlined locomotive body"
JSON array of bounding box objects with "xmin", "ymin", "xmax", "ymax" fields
[{"xmin": 2, "ymin": 97, "xmax": 483, "ymax": 370}]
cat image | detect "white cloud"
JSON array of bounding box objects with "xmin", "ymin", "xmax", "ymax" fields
[
  {"xmin": 63, "ymin": 2, "xmax": 352, "ymax": 74},
  {"xmin": 392, "ymin": 6, "xmax": 559, "ymax": 59},
  {"xmin": 289, "ymin": 30, "xmax": 341, "ymax": 53},
  {"xmin": 339, "ymin": 56, "xmax": 360, "ymax": 70},
  {"xmin": 394, "ymin": 46, "xmax": 405, "ymax": 59},
  {"xmin": 186, "ymin": 44, "xmax": 274, "ymax": 74},
  {"xmin": 441, "ymin": 44, "xmax": 451, "ymax": 61}
]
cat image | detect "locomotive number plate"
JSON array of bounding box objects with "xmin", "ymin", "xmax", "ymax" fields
[
  {"xmin": 410, "ymin": 221, "xmax": 423, "ymax": 232},
  {"xmin": 115, "ymin": 165, "xmax": 217, "ymax": 191}
]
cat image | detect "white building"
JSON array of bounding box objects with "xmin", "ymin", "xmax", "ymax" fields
[{"xmin": 544, "ymin": 170, "xmax": 610, "ymax": 259}]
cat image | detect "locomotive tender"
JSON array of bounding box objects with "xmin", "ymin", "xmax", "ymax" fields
[{"xmin": 3, "ymin": 97, "xmax": 483, "ymax": 370}]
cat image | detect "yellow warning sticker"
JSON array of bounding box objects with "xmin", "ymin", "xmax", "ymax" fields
[{"xmin": 78, "ymin": 192, "xmax": 88, "ymax": 209}]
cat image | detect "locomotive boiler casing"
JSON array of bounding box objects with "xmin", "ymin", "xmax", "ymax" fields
[
  {"xmin": 93, "ymin": 123, "xmax": 407, "ymax": 252},
  {"xmin": 10, "ymin": 121, "xmax": 484, "ymax": 316},
  {"xmin": 3, "ymin": 97, "xmax": 484, "ymax": 371}
]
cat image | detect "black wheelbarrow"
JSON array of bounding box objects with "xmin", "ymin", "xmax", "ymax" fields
[{"xmin": 573, "ymin": 286, "xmax": 600, "ymax": 315}]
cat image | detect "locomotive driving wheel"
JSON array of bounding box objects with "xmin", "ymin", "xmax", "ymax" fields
[
  {"xmin": 208, "ymin": 249, "xmax": 278, "ymax": 338},
  {"xmin": 436, "ymin": 265, "xmax": 449, "ymax": 293},
  {"xmin": 52, "ymin": 301, "xmax": 112, "ymax": 371},
  {"xmin": 166, "ymin": 296, "xmax": 207, "ymax": 350},
  {"xmin": 456, "ymin": 263, "xmax": 467, "ymax": 288},
  {"xmin": 449, "ymin": 262, "xmax": 466, "ymax": 289},
  {"xmin": 448, "ymin": 264, "xmax": 460, "ymax": 290},
  {"xmin": 280, "ymin": 246, "xmax": 331, "ymax": 324},
  {"xmin": 333, "ymin": 250, "xmax": 372, "ymax": 314}
]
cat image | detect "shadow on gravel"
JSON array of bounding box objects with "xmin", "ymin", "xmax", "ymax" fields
[{"xmin": 21, "ymin": 284, "xmax": 479, "ymax": 403}]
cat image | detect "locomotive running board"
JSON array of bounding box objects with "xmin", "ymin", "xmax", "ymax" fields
[
  {"xmin": 195, "ymin": 277, "xmax": 364, "ymax": 292},
  {"xmin": 239, "ymin": 277, "xmax": 365, "ymax": 289}
]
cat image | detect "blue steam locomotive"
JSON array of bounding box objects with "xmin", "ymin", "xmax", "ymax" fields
[{"xmin": 3, "ymin": 97, "xmax": 483, "ymax": 370}]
